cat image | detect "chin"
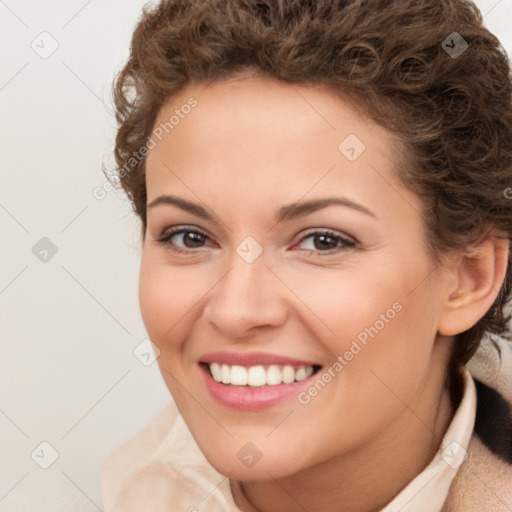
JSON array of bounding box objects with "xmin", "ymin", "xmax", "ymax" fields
[{"xmin": 200, "ymin": 444, "xmax": 305, "ymax": 482}]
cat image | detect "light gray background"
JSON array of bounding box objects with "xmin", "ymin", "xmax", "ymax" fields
[{"xmin": 1, "ymin": 1, "xmax": 511, "ymax": 510}]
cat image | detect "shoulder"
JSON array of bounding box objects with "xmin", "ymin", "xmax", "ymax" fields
[
  {"xmin": 470, "ymin": 333, "xmax": 512, "ymax": 465},
  {"xmin": 444, "ymin": 333, "xmax": 512, "ymax": 511},
  {"xmin": 101, "ymin": 401, "xmax": 180, "ymax": 511},
  {"xmin": 101, "ymin": 400, "xmax": 237, "ymax": 512},
  {"xmin": 443, "ymin": 433, "xmax": 512, "ymax": 511}
]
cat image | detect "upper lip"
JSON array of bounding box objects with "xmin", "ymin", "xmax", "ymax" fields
[{"xmin": 199, "ymin": 351, "xmax": 321, "ymax": 367}]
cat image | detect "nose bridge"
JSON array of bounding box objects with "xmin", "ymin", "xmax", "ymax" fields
[
  {"xmin": 217, "ymin": 241, "xmax": 270, "ymax": 308},
  {"xmin": 204, "ymin": 240, "xmax": 286, "ymax": 335}
]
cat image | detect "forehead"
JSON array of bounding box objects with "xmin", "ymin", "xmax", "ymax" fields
[
  {"xmin": 148, "ymin": 76, "xmax": 389, "ymax": 162},
  {"xmin": 144, "ymin": 76, "xmax": 417, "ymax": 222}
]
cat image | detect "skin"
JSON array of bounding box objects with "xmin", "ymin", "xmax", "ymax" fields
[{"xmin": 139, "ymin": 74, "xmax": 508, "ymax": 512}]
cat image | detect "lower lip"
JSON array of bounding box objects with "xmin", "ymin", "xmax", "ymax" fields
[{"xmin": 199, "ymin": 364, "xmax": 319, "ymax": 411}]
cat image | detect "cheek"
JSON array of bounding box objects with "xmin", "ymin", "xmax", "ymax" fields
[
  {"xmin": 293, "ymin": 266, "xmax": 438, "ymax": 393},
  {"xmin": 333, "ymin": 288, "xmax": 439, "ymax": 417},
  {"xmin": 138, "ymin": 258, "xmax": 198, "ymax": 345},
  {"xmin": 138, "ymin": 258, "xmax": 201, "ymax": 411},
  {"xmin": 285, "ymin": 267, "xmax": 402, "ymax": 349}
]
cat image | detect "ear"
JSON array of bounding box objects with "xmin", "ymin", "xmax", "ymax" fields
[{"xmin": 438, "ymin": 234, "xmax": 509, "ymax": 336}]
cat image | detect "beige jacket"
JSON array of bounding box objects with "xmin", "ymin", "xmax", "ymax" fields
[{"xmin": 101, "ymin": 334, "xmax": 512, "ymax": 511}]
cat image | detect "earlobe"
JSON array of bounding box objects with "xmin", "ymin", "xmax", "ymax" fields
[{"xmin": 438, "ymin": 235, "xmax": 509, "ymax": 336}]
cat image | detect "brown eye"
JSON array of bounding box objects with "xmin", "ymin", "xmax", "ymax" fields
[
  {"xmin": 296, "ymin": 230, "xmax": 355, "ymax": 253},
  {"xmin": 157, "ymin": 227, "xmax": 210, "ymax": 253}
]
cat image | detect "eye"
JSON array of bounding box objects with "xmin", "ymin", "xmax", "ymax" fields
[
  {"xmin": 156, "ymin": 226, "xmax": 212, "ymax": 253},
  {"xmin": 294, "ymin": 230, "xmax": 356, "ymax": 254},
  {"xmin": 155, "ymin": 226, "xmax": 356, "ymax": 255}
]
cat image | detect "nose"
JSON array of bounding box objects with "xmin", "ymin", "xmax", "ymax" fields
[{"xmin": 203, "ymin": 248, "xmax": 288, "ymax": 339}]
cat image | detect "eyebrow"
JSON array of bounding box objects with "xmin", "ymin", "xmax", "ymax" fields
[{"xmin": 147, "ymin": 194, "xmax": 376, "ymax": 223}]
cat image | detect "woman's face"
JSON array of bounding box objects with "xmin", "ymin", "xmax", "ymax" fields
[{"xmin": 140, "ymin": 75, "xmax": 455, "ymax": 480}]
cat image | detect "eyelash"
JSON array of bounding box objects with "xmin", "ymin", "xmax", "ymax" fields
[{"xmin": 155, "ymin": 226, "xmax": 356, "ymax": 255}]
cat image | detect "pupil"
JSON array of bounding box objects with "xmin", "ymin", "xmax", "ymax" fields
[
  {"xmin": 184, "ymin": 232, "xmax": 204, "ymax": 248},
  {"xmin": 315, "ymin": 234, "xmax": 336, "ymax": 250}
]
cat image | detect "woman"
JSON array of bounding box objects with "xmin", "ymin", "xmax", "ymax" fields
[{"xmin": 101, "ymin": 0, "xmax": 512, "ymax": 510}]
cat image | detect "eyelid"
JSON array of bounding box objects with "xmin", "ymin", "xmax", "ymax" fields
[
  {"xmin": 156, "ymin": 225, "xmax": 212, "ymax": 245},
  {"xmin": 296, "ymin": 227, "xmax": 356, "ymax": 245}
]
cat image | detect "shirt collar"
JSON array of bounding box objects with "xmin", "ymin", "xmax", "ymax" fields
[{"xmin": 378, "ymin": 368, "xmax": 476, "ymax": 512}]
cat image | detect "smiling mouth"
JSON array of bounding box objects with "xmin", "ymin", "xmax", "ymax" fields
[{"xmin": 200, "ymin": 362, "xmax": 322, "ymax": 387}]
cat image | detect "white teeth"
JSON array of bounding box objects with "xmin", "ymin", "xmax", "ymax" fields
[
  {"xmin": 266, "ymin": 365, "xmax": 282, "ymax": 385},
  {"xmin": 210, "ymin": 362, "xmax": 222, "ymax": 382},
  {"xmin": 208, "ymin": 363, "xmax": 316, "ymax": 387},
  {"xmin": 295, "ymin": 366, "xmax": 307, "ymax": 381},
  {"xmin": 230, "ymin": 365, "xmax": 247, "ymax": 385},
  {"xmin": 248, "ymin": 365, "xmax": 267, "ymax": 386},
  {"xmin": 221, "ymin": 364, "xmax": 231, "ymax": 384},
  {"xmin": 282, "ymin": 365, "xmax": 295, "ymax": 384}
]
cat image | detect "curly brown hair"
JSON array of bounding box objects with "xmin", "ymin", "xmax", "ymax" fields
[{"xmin": 109, "ymin": 0, "xmax": 512, "ymax": 376}]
